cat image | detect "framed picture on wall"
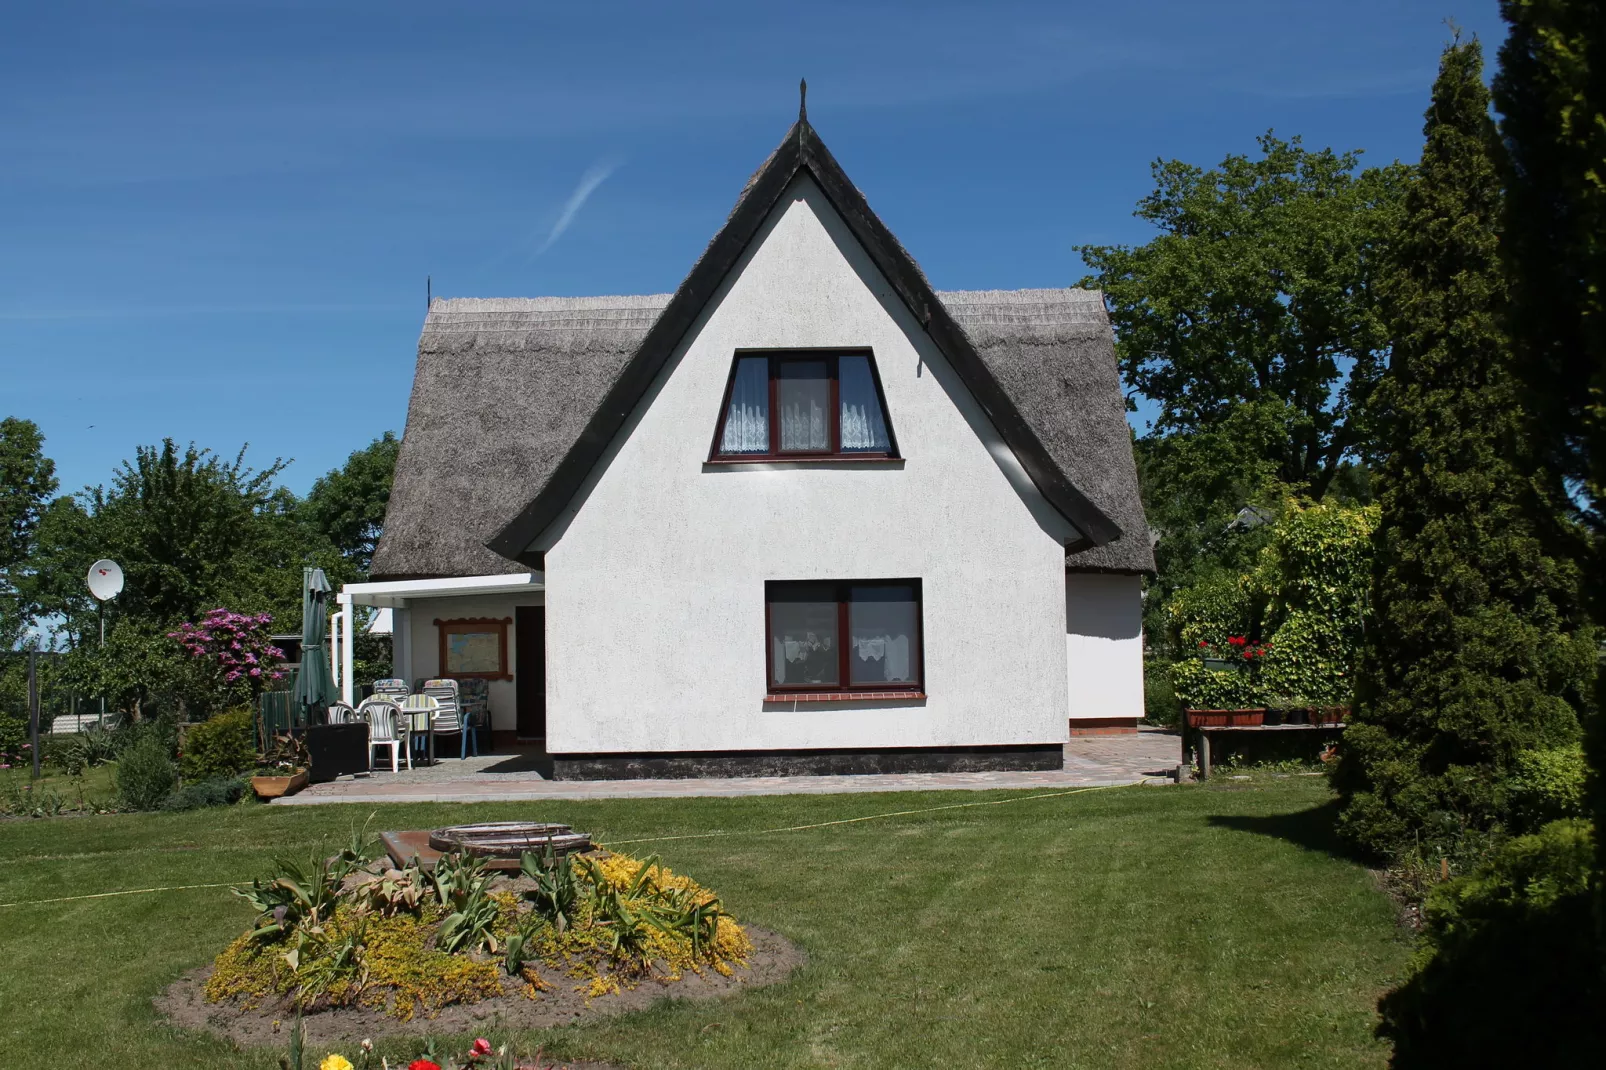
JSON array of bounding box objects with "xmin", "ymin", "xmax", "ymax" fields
[{"xmin": 434, "ymin": 617, "xmax": 512, "ymax": 680}]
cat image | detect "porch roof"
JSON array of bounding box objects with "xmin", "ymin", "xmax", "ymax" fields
[{"xmin": 338, "ymin": 571, "xmax": 543, "ymax": 609}]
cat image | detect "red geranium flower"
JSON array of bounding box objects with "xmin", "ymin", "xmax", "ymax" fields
[
  {"xmin": 1198, "ymin": 640, "xmax": 1209, "ymax": 648},
  {"xmin": 409, "ymin": 1061, "xmax": 441, "ymax": 1070}
]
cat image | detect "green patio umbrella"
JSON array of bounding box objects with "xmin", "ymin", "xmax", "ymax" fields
[{"xmin": 293, "ymin": 566, "xmax": 338, "ymax": 718}]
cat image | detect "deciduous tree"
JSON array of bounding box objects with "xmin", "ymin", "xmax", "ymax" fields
[
  {"xmin": 0, "ymin": 417, "xmax": 58, "ymax": 643},
  {"xmin": 303, "ymin": 431, "xmax": 399, "ymax": 576},
  {"xmin": 1079, "ymin": 135, "xmax": 1410, "ymax": 504}
]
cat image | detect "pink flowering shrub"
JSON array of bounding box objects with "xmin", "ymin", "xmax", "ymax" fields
[{"xmin": 169, "ymin": 608, "xmax": 285, "ymax": 705}]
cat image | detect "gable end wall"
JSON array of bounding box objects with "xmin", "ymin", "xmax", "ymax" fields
[{"xmin": 543, "ymin": 177, "xmax": 1085, "ymax": 753}]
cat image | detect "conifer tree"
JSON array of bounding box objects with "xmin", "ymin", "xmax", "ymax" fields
[
  {"xmin": 1334, "ymin": 36, "xmax": 1595, "ymax": 862},
  {"xmin": 1493, "ymin": 0, "xmax": 1606, "ymax": 919}
]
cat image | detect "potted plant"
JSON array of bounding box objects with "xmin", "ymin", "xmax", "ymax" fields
[{"xmin": 250, "ymin": 733, "xmax": 309, "ymax": 799}]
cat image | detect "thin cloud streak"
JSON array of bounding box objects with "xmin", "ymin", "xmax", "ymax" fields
[{"xmin": 532, "ymin": 159, "xmax": 620, "ymax": 257}]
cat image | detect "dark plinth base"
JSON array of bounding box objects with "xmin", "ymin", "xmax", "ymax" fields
[
  {"xmin": 306, "ymin": 722, "xmax": 370, "ymax": 782},
  {"xmin": 547, "ymin": 744, "xmax": 1063, "ymax": 781}
]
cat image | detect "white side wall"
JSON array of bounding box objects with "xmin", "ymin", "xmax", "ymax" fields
[
  {"xmin": 403, "ymin": 593, "xmax": 543, "ymax": 732},
  {"xmin": 1065, "ymin": 572, "xmax": 1144, "ymax": 722},
  {"xmin": 541, "ymin": 175, "xmax": 1096, "ymax": 755}
]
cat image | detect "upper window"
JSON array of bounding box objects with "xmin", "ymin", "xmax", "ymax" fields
[
  {"xmin": 766, "ymin": 580, "xmax": 923, "ymax": 694},
  {"xmin": 712, "ymin": 352, "xmax": 896, "ymax": 459}
]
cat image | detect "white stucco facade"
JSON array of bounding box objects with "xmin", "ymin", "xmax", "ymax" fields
[
  {"xmin": 1064, "ymin": 572, "xmax": 1145, "ymax": 722},
  {"xmin": 530, "ymin": 176, "xmax": 1087, "ymax": 755}
]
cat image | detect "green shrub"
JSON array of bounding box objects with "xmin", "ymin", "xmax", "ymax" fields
[
  {"xmin": 161, "ymin": 775, "xmax": 250, "ymax": 812},
  {"xmin": 44, "ymin": 734, "xmax": 89, "ymax": 776},
  {"xmin": 1506, "ymin": 744, "xmax": 1587, "ymax": 833},
  {"xmin": 115, "ymin": 733, "xmax": 179, "ymax": 811},
  {"xmin": 179, "ymin": 708, "xmax": 257, "ymax": 782},
  {"xmin": 1142, "ymin": 660, "xmax": 1183, "ymax": 726},
  {"xmin": 1164, "ymin": 500, "xmax": 1376, "ymax": 712},
  {"xmin": 1377, "ymin": 819, "xmax": 1602, "ymax": 1065},
  {"xmin": 0, "ymin": 712, "xmax": 28, "ymax": 768}
]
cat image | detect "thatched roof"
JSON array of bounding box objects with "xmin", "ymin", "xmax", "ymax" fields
[
  {"xmin": 371, "ymin": 116, "xmax": 1152, "ymax": 581},
  {"xmin": 371, "ymin": 287, "xmax": 1153, "ymax": 579},
  {"xmin": 942, "ymin": 289, "xmax": 1153, "ymax": 575}
]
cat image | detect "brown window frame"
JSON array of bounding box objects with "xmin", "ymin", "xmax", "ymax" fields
[
  {"xmin": 708, "ymin": 349, "xmax": 899, "ymax": 462},
  {"xmin": 434, "ymin": 616, "xmax": 513, "ymax": 681},
  {"xmin": 764, "ymin": 579, "xmax": 924, "ymax": 695}
]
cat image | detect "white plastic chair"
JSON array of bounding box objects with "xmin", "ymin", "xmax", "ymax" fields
[
  {"xmin": 359, "ymin": 698, "xmax": 410, "ymax": 773},
  {"xmin": 325, "ymin": 701, "xmax": 358, "ymax": 725}
]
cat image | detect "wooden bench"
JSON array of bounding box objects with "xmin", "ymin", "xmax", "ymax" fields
[{"xmin": 1183, "ymin": 711, "xmax": 1347, "ymax": 779}]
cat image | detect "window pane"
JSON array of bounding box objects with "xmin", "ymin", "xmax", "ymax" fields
[
  {"xmin": 719, "ymin": 357, "xmax": 770, "ymax": 454},
  {"xmin": 849, "ymin": 585, "xmax": 918, "ymax": 685},
  {"xmin": 769, "ymin": 586, "xmax": 838, "ymax": 686},
  {"xmin": 838, "ymin": 355, "xmax": 890, "ymax": 452},
  {"xmin": 777, "ymin": 360, "xmax": 830, "ymax": 451}
]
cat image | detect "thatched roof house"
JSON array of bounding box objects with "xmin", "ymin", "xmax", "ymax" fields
[{"xmin": 343, "ymin": 107, "xmax": 1152, "ymax": 778}]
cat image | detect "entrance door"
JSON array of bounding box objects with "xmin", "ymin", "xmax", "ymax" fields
[{"xmin": 514, "ymin": 605, "xmax": 546, "ymax": 739}]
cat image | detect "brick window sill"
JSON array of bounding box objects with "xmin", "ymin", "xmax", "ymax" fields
[{"xmin": 764, "ymin": 691, "xmax": 927, "ymax": 703}]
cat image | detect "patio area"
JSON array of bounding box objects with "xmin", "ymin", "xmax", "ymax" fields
[{"xmin": 275, "ymin": 727, "xmax": 1183, "ymax": 804}]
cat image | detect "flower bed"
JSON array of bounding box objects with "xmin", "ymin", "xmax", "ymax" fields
[{"xmin": 188, "ymin": 837, "xmax": 786, "ymax": 1039}]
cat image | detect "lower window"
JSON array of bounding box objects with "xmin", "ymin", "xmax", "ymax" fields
[{"xmin": 766, "ymin": 580, "xmax": 923, "ymax": 692}]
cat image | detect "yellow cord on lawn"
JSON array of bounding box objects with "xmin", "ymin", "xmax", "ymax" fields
[
  {"xmin": 0, "ymin": 780, "xmax": 1157, "ymax": 908},
  {"xmin": 0, "ymin": 882, "xmax": 239, "ymax": 907}
]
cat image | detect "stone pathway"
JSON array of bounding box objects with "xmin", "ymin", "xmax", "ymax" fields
[{"xmin": 277, "ymin": 729, "xmax": 1182, "ymax": 805}]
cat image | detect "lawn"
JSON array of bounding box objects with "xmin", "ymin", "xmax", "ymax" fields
[
  {"xmin": 0, "ymin": 761, "xmax": 119, "ymax": 815},
  {"xmin": 0, "ymin": 774, "xmax": 1407, "ymax": 1069}
]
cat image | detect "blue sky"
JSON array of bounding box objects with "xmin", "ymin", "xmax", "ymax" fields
[{"xmin": 2, "ymin": 0, "xmax": 1505, "ymax": 497}]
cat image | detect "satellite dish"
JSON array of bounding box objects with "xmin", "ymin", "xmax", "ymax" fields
[{"xmin": 87, "ymin": 559, "xmax": 124, "ymax": 602}]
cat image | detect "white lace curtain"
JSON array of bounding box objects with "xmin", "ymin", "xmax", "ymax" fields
[
  {"xmin": 720, "ymin": 357, "xmax": 769, "ymax": 453},
  {"xmin": 839, "ymin": 355, "xmax": 889, "ymax": 451},
  {"xmin": 852, "ymin": 634, "xmax": 911, "ymax": 681},
  {"xmin": 781, "ymin": 395, "xmax": 828, "ymax": 450}
]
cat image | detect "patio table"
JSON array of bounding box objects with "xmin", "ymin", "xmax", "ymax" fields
[{"xmin": 402, "ymin": 705, "xmax": 438, "ymax": 766}]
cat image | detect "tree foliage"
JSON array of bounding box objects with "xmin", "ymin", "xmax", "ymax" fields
[
  {"xmin": 1494, "ymin": 0, "xmax": 1606, "ymax": 531},
  {"xmin": 26, "ymin": 440, "xmax": 350, "ymax": 646},
  {"xmin": 16, "ymin": 437, "xmax": 390, "ymax": 719},
  {"xmin": 1333, "ymin": 37, "xmax": 1596, "ymax": 862},
  {"xmin": 1080, "ymin": 135, "xmax": 1410, "ymax": 503},
  {"xmin": 0, "ymin": 417, "xmax": 59, "ymax": 644},
  {"xmin": 1493, "ymin": 0, "xmax": 1606, "ymax": 945},
  {"xmin": 303, "ymin": 431, "xmax": 399, "ymax": 576}
]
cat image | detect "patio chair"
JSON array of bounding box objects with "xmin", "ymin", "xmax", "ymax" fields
[
  {"xmin": 358, "ymin": 698, "xmax": 410, "ymax": 773},
  {"xmin": 423, "ymin": 678, "xmax": 477, "ymax": 759},
  {"xmin": 372, "ymin": 678, "xmax": 410, "ymax": 702},
  {"xmin": 399, "ymin": 693, "xmax": 439, "ymax": 760},
  {"xmin": 325, "ymin": 701, "xmax": 358, "ymax": 725},
  {"xmin": 457, "ymin": 677, "xmax": 492, "ymax": 742}
]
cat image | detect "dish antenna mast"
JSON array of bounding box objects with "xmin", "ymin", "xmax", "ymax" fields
[{"xmin": 86, "ymin": 560, "xmax": 123, "ymax": 728}]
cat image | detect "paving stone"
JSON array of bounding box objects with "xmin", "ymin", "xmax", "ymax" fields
[{"xmin": 277, "ymin": 728, "xmax": 1183, "ymax": 806}]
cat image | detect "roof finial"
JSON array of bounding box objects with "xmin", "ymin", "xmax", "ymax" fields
[{"xmin": 799, "ymin": 77, "xmax": 807, "ymax": 121}]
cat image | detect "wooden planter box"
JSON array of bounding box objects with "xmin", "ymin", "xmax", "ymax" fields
[
  {"xmin": 250, "ymin": 769, "xmax": 308, "ymax": 799},
  {"xmin": 1186, "ymin": 709, "xmax": 1266, "ymax": 728}
]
